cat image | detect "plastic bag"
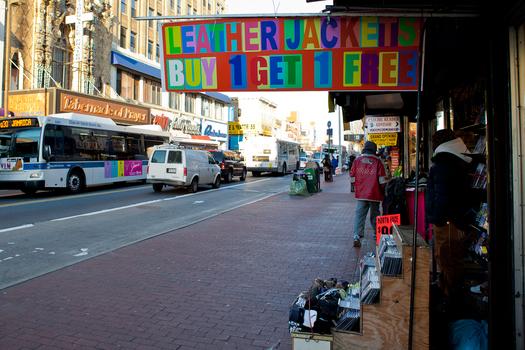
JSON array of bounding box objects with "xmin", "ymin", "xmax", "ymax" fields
[
  {"xmin": 289, "ymin": 179, "xmax": 309, "ymax": 196},
  {"xmin": 449, "ymin": 319, "xmax": 488, "ymax": 350}
]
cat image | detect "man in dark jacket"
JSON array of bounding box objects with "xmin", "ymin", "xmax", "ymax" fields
[{"xmin": 426, "ymin": 129, "xmax": 473, "ymax": 299}]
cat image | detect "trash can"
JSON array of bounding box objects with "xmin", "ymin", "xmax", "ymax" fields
[{"xmin": 304, "ymin": 168, "xmax": 319, "ymax": 193}]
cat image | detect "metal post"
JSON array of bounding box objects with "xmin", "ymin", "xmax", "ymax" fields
[
  {"xmin": 3, "ymin": 0, "xmax": 12, "ymax": 116},
  {"xmin": 408, "ymin": 20, "xmax": 426, "ymax": 350},
  {"xmin": 338, "ymin": 105, "xmax": 342, "ymax": 162}
]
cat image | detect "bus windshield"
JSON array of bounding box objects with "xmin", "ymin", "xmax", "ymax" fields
[{"xmin": 0, "ymin": 128, "xmax": 41, "ymax": 160}]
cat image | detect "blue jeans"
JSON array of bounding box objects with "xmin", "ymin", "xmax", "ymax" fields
[{"xmin": 353, "ymin": 200, "xmax": 380, "ymax": 240}]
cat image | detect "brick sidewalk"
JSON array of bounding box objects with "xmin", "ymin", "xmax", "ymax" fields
[{"xmin": 0, "ymin": 175, "xmax": 376, "ymax": 350}]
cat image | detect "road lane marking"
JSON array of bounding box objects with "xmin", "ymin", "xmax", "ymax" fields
[
  {"xmin": 0, "ymin": 178, "xmax": 276, "ymax": 209},
  {"xmin": 51, "ymin": 199, "xmax": 165, "ymax": 221},
  {"xmin": 50, "ymin": 178, "xmax": 277, "ymax": 222},
  {"xmin": 0, "ymin": 185, "xmax": 151, "ymax": 208},
  {"xmin": 0, "ymin": 224, "xmax": 34, "ymax": 233}
]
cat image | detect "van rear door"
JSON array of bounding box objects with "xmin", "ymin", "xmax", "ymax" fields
[
  {"xmin": 148, "ymin": 149, "xmax": 168, "ymax": 180},
  {"xmin": 165, "ymin": 150, "xmax": 184, "ymax": 182}
]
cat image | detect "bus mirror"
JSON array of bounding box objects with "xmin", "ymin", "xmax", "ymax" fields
[{"xmin": 43, "ymin": 145, "xmax": 52, "ymax": 161}]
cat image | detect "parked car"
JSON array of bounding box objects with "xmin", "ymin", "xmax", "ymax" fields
[
  {"xmin": 209, "ymin": 150, "xmax": 247, "ymax": 182},
  {"xmin": 147, "ymin": 145, "xmax": 221, "ymax": 193}
]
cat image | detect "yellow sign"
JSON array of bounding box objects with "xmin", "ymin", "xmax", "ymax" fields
[
  {"xmin": 8, "ymin": 92, "xmax": 47, "ymax": 116},
  {"xmin": 228, "ymin": 122, "xmax": 243, "ymax": 135},
  {"xmin": 367, "ymin": 133, "xmax": 398, "ymax": 146},
  {"xmin": 0, "ymin": 118, "xmax": 39, "ymax": 129}
]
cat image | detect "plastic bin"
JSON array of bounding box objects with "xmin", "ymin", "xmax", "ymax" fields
[{"xmin": 304, "ymin": 168, "xmax": 319, "ymax": 193}]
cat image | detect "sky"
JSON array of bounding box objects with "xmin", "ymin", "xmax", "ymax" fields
[{"xmin": 224, "ymin": 0, "xmax": 343, "ymax": 147}]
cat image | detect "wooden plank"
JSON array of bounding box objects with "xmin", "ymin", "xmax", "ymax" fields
[{"xmin": 332, "ymin": 225, "xmax": 430, "ymax": 349}]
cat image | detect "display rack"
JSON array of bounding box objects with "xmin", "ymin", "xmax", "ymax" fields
[{"xmin": 332, "ymin": 225, "xmax": 430, "ymax": 350}]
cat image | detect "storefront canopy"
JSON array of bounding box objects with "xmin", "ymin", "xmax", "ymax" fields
[{"xmin": 111, "ymin": 51, "xmax": 161, "ymax": 80}]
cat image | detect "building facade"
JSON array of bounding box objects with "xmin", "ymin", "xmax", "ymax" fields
[{"xmin": 2, "ymin": 0, "xmax": 230, "ymax": 148}]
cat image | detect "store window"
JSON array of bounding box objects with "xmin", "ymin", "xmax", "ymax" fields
[
  {"xmin": 144, "ymin": 79, "xmax": 162, "ymax": 105},
  {"xmin": 215, "ymin": 103, "xmax": 225, "ymax": 121},
  {"xmin": 147, "ymin": 40, "xmax": 153, "ymax": 60},
  {"xmin": 130, "ymin": 31, "xmax": 136, "ymax": 52},
  {"xmin": 201, "ymin": 97, "xmax": 211, "ymax": 117},
  {"xmin": 116, "ymin": 69, "xmax": 138, "ymax": 100},
  {"xmin": 120, "ymin": 26, "xmax": 127, "ymax": 48},
  {"xmin": 169, "ymin": 92, "xmax": 181, "ymax": 110},
  {"xmin": 185, "ymin": 93, "xmax": 196, "ymax": 113}
]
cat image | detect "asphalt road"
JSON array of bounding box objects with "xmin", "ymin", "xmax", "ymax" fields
[{"xmin": 0, "ymin": 174, "xmax": 291, "ymax": 290}]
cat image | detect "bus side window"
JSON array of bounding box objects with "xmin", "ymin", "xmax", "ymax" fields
[
  {"xmin": 43, "ymin": 125, "xmax": 66, "ymax": 161},
  {"xmin": 127, "ymin": 134, "xmax": 142, "ymax": 160}
]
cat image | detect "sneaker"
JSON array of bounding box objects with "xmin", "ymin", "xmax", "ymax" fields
[{"xmin": 353, "ymin": 239, "xmax": 361, "ymax": 248}]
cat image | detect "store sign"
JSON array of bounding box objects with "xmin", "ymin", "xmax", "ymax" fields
[
  {"xmin": 366, "ymin": 116, "xmax": 401, "ymax": 133},
  {"xmin": 8, "ymin": 92, "xmax": 47, "ymax": 116},
  {"xmin": 150, "ymin": 109, "xmax": 176, "ymax": 131},
  {"xmin": 391, "ymin": 147, "xmax": 400, "ymax": 168},
  {"xmin": 367, "ymin": 132, "xmax": 398, "ymax": 146},
  {"xmin": 161, "ymin": 17, "xmax": 420, "ymax": 92},
  {"xmin": 376, "ymin": 214, "xmax": 401, "ymax": 245},
  {"xmin": 172, "ymin": 116, "xmax": 201, "ymax": 135},
  {"xmin": 202, "ymin": 120, "xmax": 228, "ymax": 140},
  {"xmin": 228, "ymin": 121, "xmax": 243, "ymax": 135},
  {"xmin": 58, "ymin": 91, "xmax": 149, "ymax": 125}
]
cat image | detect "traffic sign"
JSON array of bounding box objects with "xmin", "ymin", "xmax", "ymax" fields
[
  {"xmin": 366, "ymin": 116, "xmax": 401, "ymax": 133},
  {"xmin": 327, "ymin": 128, "xmax": 333, "ymax": 136},
  {"xmin": 327, "ymin": 121, "xmax": 332, "ymax": 128}
]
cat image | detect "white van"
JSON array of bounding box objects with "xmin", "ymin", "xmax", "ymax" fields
[{"xmin": 147, "ymin": 145, "xmax": 221, "ymax": 193}]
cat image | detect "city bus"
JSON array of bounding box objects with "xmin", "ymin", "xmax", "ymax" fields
[
  {"xmin": 0, "ymin": 113, "xmax": 169, "ymax": 194},
  {"xmin": 240, "ymin": 136, "xmax": 300, "ymax": 176}
]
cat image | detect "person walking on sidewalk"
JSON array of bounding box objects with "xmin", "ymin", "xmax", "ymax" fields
[
  {"xmin": 331, "ymin": 155, "xmax": 339, "ymax": 176},
  {"xmin": 350, "ymin": 141, "xmax": 388, "ymax": 247},
  {"xmin": 322, "ymin": 154, "xmax": 333, "ymax": 182}
]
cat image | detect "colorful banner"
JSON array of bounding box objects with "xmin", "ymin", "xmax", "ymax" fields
[
  {"xmin": 104, "ymin": 160, "xmax": 143, "ymax": 178},
  {"xmin": 161, "ymin": 16, "xmax": 421, "ymax": 92}
]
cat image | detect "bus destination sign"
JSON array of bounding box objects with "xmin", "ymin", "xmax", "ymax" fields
[{"xmin": 0, "ymin": 118, "xmax": 39, "ymax": 129}]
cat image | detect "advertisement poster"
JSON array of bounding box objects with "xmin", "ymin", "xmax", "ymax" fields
[{"xmin": 162, "ymin": 17, "xmax": 420, "ymax": 92}]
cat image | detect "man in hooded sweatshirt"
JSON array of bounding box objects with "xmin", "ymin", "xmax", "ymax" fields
[
  {"xmin": 350, "ymin": 141, "xmax": 388, "ymax": 248},
  {"xmin": 426, "ymin": 129, "xmax": 473, "ymax": 300}
]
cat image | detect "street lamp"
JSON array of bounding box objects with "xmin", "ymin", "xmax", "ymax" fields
[{"xmin": 3, "ymin": 0, "xmax": 20, "ymax": 117}]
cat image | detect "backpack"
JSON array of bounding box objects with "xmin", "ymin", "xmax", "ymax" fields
[{"xmin": 382, "ymin": 178, "xmax": 408, "ymax": 223}]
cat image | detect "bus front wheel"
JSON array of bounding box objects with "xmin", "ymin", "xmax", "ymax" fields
[{"xmin": 67, "ymin": 170, "xmax": 84, "ymax": 194}]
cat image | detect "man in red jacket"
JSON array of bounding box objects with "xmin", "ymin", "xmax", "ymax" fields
[{"xmin": 350, "ymin": 141, "xmax": 388, "ymax": 248}]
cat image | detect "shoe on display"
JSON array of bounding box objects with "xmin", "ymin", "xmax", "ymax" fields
[{"xmin": 353, "ymin": 239, "xmax": 361, "ymax": 248}]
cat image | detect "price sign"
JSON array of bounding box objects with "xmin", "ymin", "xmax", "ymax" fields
[{"xmin": 376, "ymin": 214, "xmax": 401, "ymax": 245}]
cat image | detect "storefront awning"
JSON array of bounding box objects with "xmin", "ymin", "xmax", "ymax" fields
[
  {"xmin": 203, "ymin": 92, "xmax": 232, "ymax": 105},
  {"xmin": 111, "ymin": 51, "xmax": 161, "ymax": 80}
]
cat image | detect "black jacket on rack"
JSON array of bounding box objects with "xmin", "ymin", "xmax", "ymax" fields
[{"xmin": 425, "ymin": 139, "xmax": 475, "ymax": 229}]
